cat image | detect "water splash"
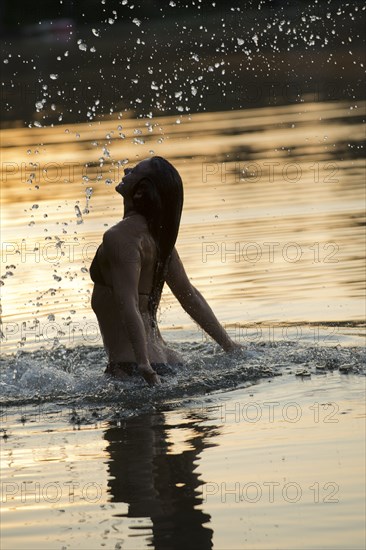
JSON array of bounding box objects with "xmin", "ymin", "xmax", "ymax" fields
[
  {"xmin": 1, "ymin": 342, "xmax": 364, "ymax": 415},
  {"xmin": 74, "ymin": 205, "xmax": 83, "ymax": 224},
  {"xmin": 83, "ymin": 187, "xmax": 93, "ymax": 214}
]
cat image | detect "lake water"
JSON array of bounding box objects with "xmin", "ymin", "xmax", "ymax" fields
[
  {"xmin": 1, "ymin": 100, "xmax": 365, "ymax": 353},
  {"xmin": 1, "ymin": 100, "xmax": 365, "ymax": 549}
]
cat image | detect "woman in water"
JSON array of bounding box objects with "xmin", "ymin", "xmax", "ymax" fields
[{"xmin": 90, "ymin": 156, "xmax": 240, "ymax": 385}]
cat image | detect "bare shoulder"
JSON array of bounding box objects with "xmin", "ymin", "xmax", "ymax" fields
[
  {"xmin": 102, "ymin": 220, "xmax": 141, "ymax": 264},
  {"xmin": 103, "ymin": 218, "xmax": 140, "ymax": 244}
]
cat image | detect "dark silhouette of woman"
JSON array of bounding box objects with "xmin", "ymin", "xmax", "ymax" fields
[
  {"xmin": 90, "ymin": 157, "xmax": 240, "ymax": 385},
  {"xmin": 104, "ymin": 411, "xmax": 215, "ymax": 549}
]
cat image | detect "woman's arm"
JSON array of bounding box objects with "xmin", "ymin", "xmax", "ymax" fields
[
  {"xmin": 165, "ymin": 248, "xmax": 239, "ymax": 352},
  {"xmin": 103, "ymin": 229, "xmax": 160, "ymax": 385}
]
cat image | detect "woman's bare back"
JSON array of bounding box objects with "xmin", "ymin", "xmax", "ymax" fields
[{"xmin": 91, "ymin": 214, "xmax": 180, "ymax": 365}]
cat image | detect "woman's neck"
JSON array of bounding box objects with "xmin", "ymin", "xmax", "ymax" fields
[
  {"xmin": 123, "ymin": 202, "xmax": 139, "ymax": 219},
  {"xmin": 123, "ymin": 207, "xmax": 146, "ymax": 223}
]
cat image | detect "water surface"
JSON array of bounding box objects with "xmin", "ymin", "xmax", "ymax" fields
[
  {"xmin": 1, "ymin": 373, "xmax": 365, "ymax": 549},
  {"xmin": 1, "ymin": 100, "xmax": 365, "ymax": 353},
  {"xmin": 1, "ymin": 100, "xmax": 365, "ymax": 549}
]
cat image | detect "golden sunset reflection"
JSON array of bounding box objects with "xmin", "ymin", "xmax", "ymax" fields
[{"xmin": 1, "ymin": 101, "xmax": 365, "ymax": 351}]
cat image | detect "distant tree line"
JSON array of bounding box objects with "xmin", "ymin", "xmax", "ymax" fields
[{"xmin": 1, "ymin": 0, "xmax": 331, "ymax": 31}]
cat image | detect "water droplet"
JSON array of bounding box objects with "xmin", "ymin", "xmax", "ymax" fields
[
  {"xmin": 75, "ymin": 205, "xmax": 83, "ymax": 224},
  {"xmin": 83, "ymin": 186, "xmax": 93, "ymax": 213},
  {"xmin": 237, "ymin": 38, "xmax": 244, "ymax": 46},
  {"xmin": 50, "ymin": 73, "xmax": 58, "ymax": 80},
  {"xmin": 92, "ymin": 28, "xmax": 100, "ymax": 37},
  {"xmin": 132, "ymin": 18, "xmax": 141, "ymax": 26},
  {"xmin": 78, "ymin": 43, "xmax": 87, "ymax": 51}
]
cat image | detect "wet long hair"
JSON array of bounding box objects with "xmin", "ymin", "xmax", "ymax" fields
[{"xmin": 132, "ymin": 156, "xmax": 184, "ymax": 327}]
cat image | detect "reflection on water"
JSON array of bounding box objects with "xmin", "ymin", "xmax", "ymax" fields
[
  {"xmin": 1, "ymin": 374, "xmax": 365, "ymax": 549},
  {"xmin": 105, "ymin": 412, "xmax": 215, "ymax": 549},
  {"xmin": 0, "ymin": 404, "xmax": 219, "ymax": 549},
  {"xmin": 1, "ymin": 100, "xmax": 365, "ymax": 351}
]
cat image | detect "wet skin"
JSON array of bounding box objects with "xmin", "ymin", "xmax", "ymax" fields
[{"xmin": 91, "ymin": 159, "xmax": 240, "ymax": 386}]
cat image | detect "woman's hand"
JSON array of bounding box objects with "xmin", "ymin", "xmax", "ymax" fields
[
  {"xmin": 223, "ymin": 340, "xmax": 244, "ymax": 354},
  {"xmin": 138, "ymin": 364, "xmax": 161, "ymax": 386}
]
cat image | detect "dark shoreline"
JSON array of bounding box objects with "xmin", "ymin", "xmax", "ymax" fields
[{"xmin": 1, "ymin": 1, "xmax": 364, "ymax": 128}]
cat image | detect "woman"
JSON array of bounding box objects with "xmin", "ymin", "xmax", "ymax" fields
[{"xmin": 90, "ymin": 156, "xmax": 240, "ymax": 385}]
